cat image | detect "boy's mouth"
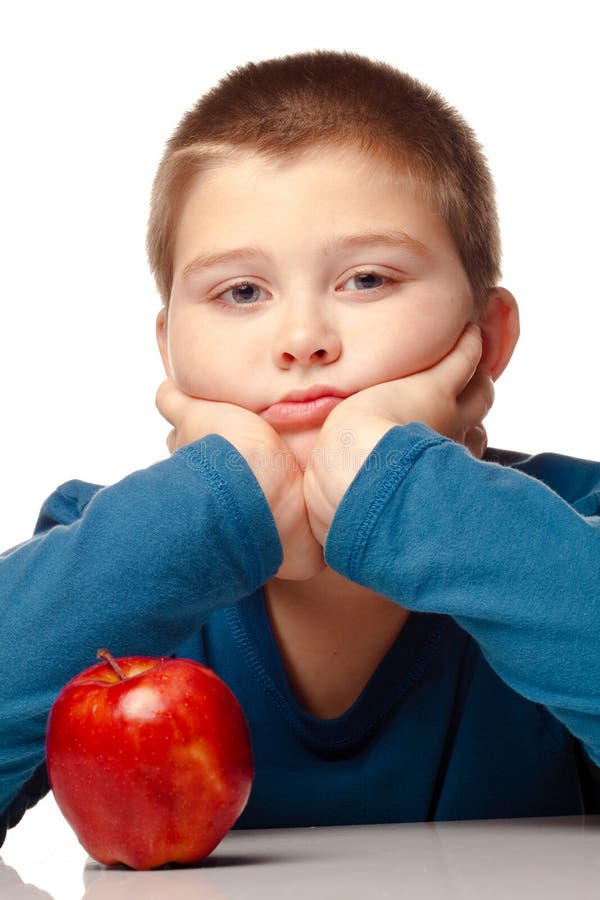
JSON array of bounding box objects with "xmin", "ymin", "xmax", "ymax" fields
[{"xmin": 260, "ymin": 385, "xmax": 349, "ymax": 429}]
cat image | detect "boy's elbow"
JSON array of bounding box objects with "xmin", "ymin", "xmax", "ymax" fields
[{"xmin": 0, "ymin": 763, "xmax": 51, "ymax": 846}]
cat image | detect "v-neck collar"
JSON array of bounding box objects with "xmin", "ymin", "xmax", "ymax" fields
[{"xmin": 225, "ymin": 589, "xmax": 447, "ymax": 754}]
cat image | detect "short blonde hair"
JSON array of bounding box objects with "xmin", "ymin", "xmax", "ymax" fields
[{"xmin": 147, "ymin": 50, "xmax": 501, "ymax": 310}]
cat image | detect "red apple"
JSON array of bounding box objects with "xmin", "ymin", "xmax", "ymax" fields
[{"xmin": 45, "ymin": 649, "xmax": 254, "ymax": 869}]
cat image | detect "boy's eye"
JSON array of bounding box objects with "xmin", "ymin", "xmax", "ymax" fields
[
  {"xmin": 212, "ymin": 270, "xmax": 394, "ymax": 308},
  {"xmin": 216, "ymin": 282, "xmax": 266, "ymax": 306},
  {"xmin": 342, "ymin": 272, "xmax": 387, "ymax": 291}
]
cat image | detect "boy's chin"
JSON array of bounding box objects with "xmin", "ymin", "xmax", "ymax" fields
[{"xmin": 278, "ymin": 429, "xmax": 321, "ymax": 472}]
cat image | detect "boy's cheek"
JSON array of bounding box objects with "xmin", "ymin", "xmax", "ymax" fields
[
  {"xmin": 165, "ymin": 364, "xmax": 264, "ymax": 417},
  {"xmin": 165, "ymin": 328, "xmax": 257, "ymax": 407},
  {"xmin": 165, "ymin": 345, "xmax": 227, "ymax": 402},
  {"xmin": 364, "ymin": 327, "xmax": 464, "ymax": 389}
]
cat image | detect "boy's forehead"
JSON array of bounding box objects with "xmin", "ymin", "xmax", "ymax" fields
[
  {"xmin": 191, "ymin": 142, "xmax": 413, "ymax": 192},
  {"xmin": 177, "ymin": 145, "xmax": 446, "ymax": 258},
  {"xmin": 172, "ymin": 144, "xmax": 470, "ymax": 295}
]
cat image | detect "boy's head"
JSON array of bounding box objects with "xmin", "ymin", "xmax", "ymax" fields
[
  {"xmin": 148, "ymin": 50, "xmax": 504, "ymax": 313},
  {"xmin": 149, "ymin": 51, "xmax": 518, "ymax": 467}
]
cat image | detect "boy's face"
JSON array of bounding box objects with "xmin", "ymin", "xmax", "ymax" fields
[{"xmin": 158, "ymin": 145, "xmax": 479, "ymax": 468}]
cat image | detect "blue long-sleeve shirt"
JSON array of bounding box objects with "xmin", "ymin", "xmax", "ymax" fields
[{"xmin": 2, "ymin": 423, "xmax": 600, "ymax": 844}]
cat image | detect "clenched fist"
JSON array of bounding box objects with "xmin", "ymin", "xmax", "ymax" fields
[
  {"xmin": 155, "ymin": 380, "xmax": 325, "ymax": 581},
  {"xmin": 303, "ymin": 325, "xmax": 493, "ymax": 545}
]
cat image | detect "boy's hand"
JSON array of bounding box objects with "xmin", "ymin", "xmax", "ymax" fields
[
  {"xmin": 303, "ymin": 324, "xmax": 493, "ymax": 545},
  {"xmin": 155, "ymin": 379, "xmax": 325, "ymax": 581}
]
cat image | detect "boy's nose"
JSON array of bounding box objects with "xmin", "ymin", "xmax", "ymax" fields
[{"xmin": 272, "ymin": 312, "xmax": 342, "ymax": 369}]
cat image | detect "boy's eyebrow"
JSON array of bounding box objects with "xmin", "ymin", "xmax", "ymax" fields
[
  {"xmin": 182, "ymin": 247, "xmax": 266, "ymax": 280},
  {"xmin": 320, "ymin": 229, "xmax": 428, "ymax": 258},
  {"xmin": 180, "ymin": 229, "xmax": 427, "ymax": 280}
]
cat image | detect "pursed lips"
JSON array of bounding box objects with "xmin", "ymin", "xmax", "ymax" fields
[{"xmin": 259, "ymin": 385, "xmax": 349, "ymax": 429}]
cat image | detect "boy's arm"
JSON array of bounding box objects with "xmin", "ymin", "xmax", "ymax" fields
[
  {"xmin": 323, "ymin": 423, "xmax": 600, "ymax": 771},
  {"xmin": 156, "ymin": 378, "xmax": 324, "ymax": 581},
  {"xmin": 0, "ymin": 436, "xmax": 282, "ymax": 838}
]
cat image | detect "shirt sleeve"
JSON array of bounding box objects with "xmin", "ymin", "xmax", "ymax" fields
[
  {"xmin": 0, "ymin": 436, "xmax": 282, "ymax": 839},
  {"xmin": 325, "ymin": 423, "xmax": 600, "ymax": 771}
]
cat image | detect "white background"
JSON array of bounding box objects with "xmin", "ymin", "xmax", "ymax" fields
[
  {"xmin": 0, "ymin": 2, "xmax": 598, "ymax": 895},
  {"xmin": 1, "ymin": 0, "xmax": 598, "ymax": 553}
]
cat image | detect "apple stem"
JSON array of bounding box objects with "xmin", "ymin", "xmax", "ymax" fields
[{"xmin": 97, "ymin": 648, "xmax": 126, "ymax": 681}]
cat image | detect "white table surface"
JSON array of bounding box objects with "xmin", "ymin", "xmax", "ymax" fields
[{"xmin": 1, "ymin": 793, "xmax": 599, "ymax": 899}]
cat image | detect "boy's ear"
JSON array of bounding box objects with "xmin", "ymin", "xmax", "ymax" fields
[
  {"xmin": 476, "ymin": 287, "xmax": 520, "ymax": 382},
  {"xmin": 156, "ymin": 308, "xmax": 173, "ymax": 378}
]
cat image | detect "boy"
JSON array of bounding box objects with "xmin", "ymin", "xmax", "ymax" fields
[{"xmin": 1, "ymin": 50, "xmax": 600, "ymax": 844}]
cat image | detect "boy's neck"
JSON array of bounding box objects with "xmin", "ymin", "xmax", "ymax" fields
[{"xmin": 263, "ymin": 567, "xmax": 409, "ymax": 719}]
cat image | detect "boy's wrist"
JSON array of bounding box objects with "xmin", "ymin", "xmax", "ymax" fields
[
  {"xmin": 303, "ymin": 416, "xmax": 400, "ymax": 547},
  {"xmin": 323, "ymin": 423, "xmax": 447, "ymax": 573}
]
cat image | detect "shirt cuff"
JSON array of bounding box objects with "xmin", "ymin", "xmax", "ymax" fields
[{"xmin": 324, "ymin": 422, "xmax": 446, "ymax": 582}]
